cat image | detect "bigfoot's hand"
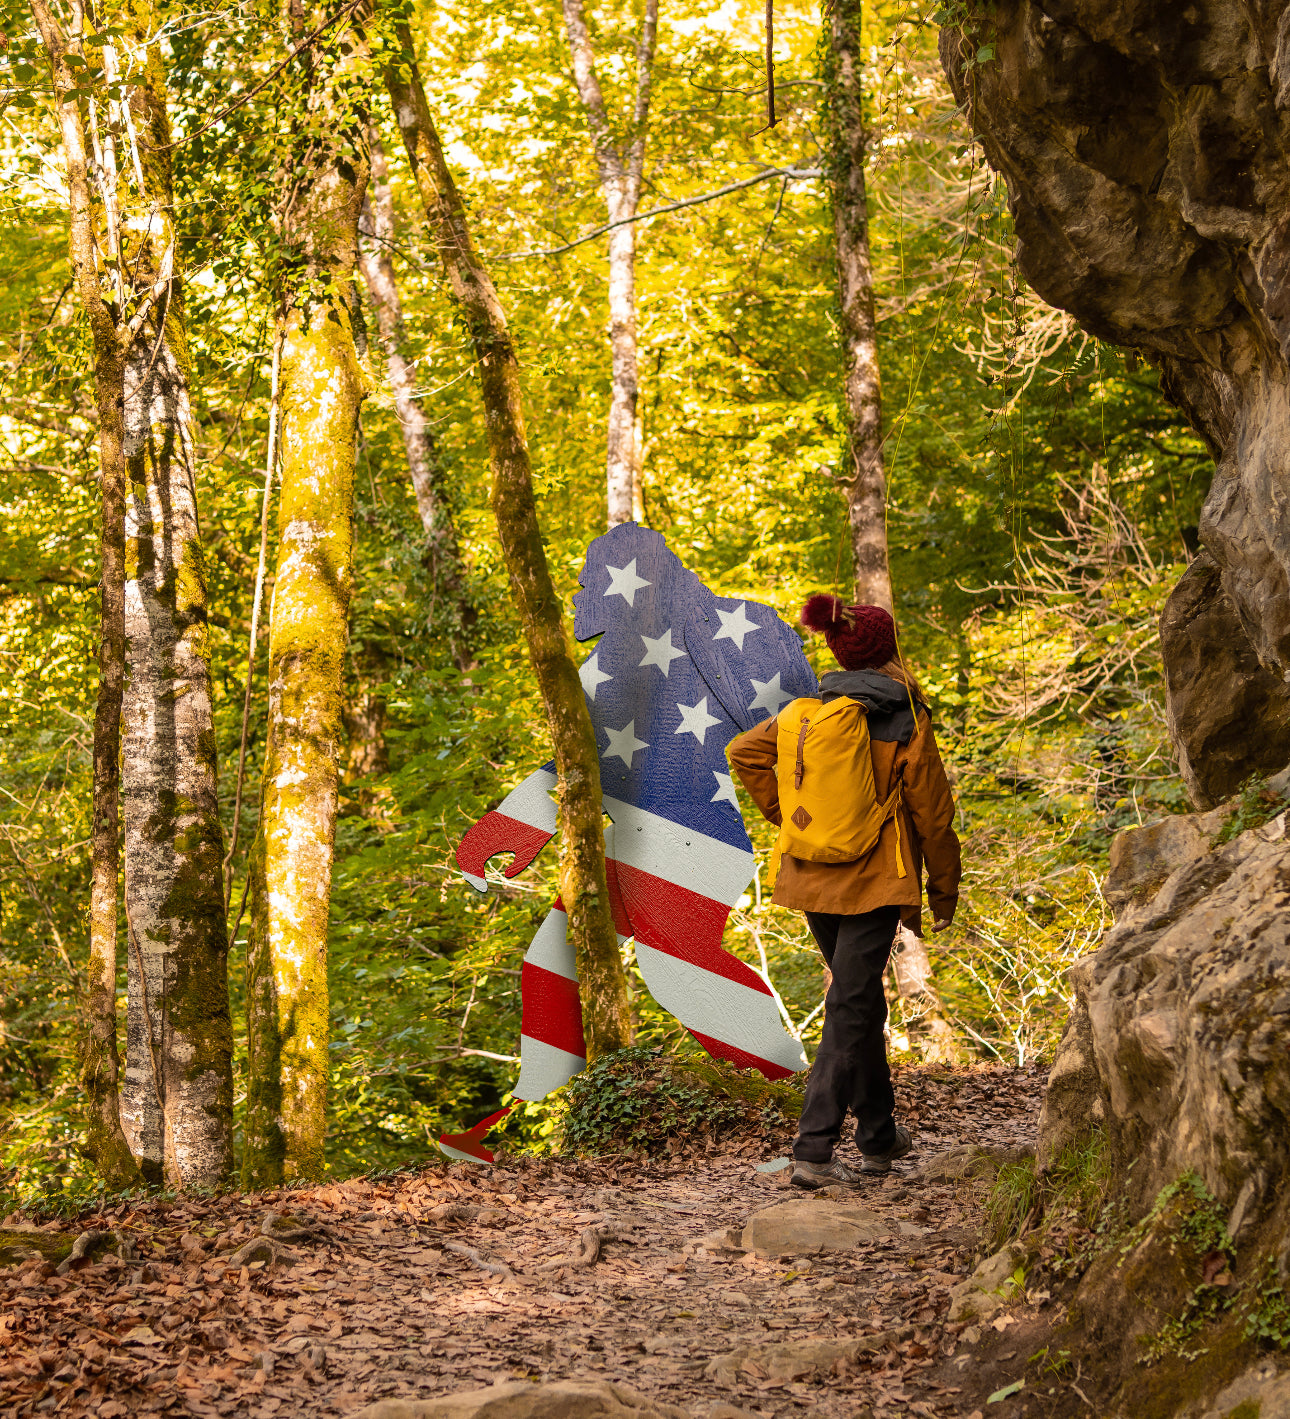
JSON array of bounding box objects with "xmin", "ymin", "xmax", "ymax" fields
[{"xmin": 456, "ymin": 765, "xmax": 559, "ymax": 892}]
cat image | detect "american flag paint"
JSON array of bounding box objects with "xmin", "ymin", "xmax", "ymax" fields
[{"xmin": 448, "ymin": 525, "xmax": 818, "ymax": 1161}]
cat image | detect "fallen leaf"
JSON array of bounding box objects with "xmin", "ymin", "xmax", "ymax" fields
[
  {"xmin": 120, "ymin": 1325, "xmax": 164, "ymax": 1346},
  {"xmin": 988, "ymin": 1379, "xmax": 1025, "ymax": 1403}
]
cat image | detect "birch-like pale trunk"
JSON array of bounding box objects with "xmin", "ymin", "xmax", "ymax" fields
[
  {"xmin": 358, "ymin": 124, "xmax": 473, "ymax": 664},
  {"xmin": 561, "ymin": 0, "xmax": 658, "ymax": 528},
  {"xmin": 383, "ymin": 24, "xmax": 631, "ymax": 1058},
  {"xmin": 29, "ymin": 0, "xmax": 141, "ymax": 1191},
  {"xmin": 117, "ymin": 26, "xmax": 233, "ymax": 1189},
  {"xmin": 824, "ymin": 0, "xmax": 893, "ymax": 611},
  {"xmin": 243, "ymin": 41, "xmax": 369, "ymax": 1186}
]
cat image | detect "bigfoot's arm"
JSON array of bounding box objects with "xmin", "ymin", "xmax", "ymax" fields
[{"xmin": 456, "ymin": 763, "xmax": 559, "ymax": 892}]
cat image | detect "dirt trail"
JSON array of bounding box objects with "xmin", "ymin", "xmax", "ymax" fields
[{"xmin": 0, "ymin": 1063, "xmax": 1046, "ymax": 1418}]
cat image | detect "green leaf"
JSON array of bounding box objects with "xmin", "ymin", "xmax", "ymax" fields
[
  {"xmin": 977, "ymin": 44, "xmax": 996, "ymax": 62},
  {"xmin": 988, "ymin": 1380, "xmax": 1025, "ymax": 1403}
]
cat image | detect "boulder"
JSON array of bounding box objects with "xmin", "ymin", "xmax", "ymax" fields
[
  {"xmin": 1037, "ymin": 808, "xmax": 1290, "ymax": 1229},
  {"xmin": 739, "ymin": 1200, "xmax": 893, "ymax": 1257},
  {"xmin": 946, "ymin": 1245, "xmax": 1025, "ymax": 1324},
  {"xmin": 1161, "ymin": 555, "xmax": 1290, "ymax": 808},
  {"xmin": 353, "ymin": 1382, "xmax": 691, "ymax": 1419},
  {"xmin": 938, "ymin": 1, "xmax": 1290, "ymax": 787},
  {"xmin": 915, "ymin": 1145, "xmax": 1032, "ymax": 1184},
  {"xmin": 703, "ymin": 1328, "xmax": 910, "ymax": 1386},
  {"xmin": 1199, "ymin": 1361, "xmax": 1290, "ymax": 1419}
]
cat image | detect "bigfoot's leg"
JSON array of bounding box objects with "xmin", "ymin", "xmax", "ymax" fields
[
  {"xmin": 513, "ymin": 902, "xmax": 587, "ymax": 1100},
  {"xmin": 610, "ymin": 823, "xmax": 806, "ymax": 1078}
]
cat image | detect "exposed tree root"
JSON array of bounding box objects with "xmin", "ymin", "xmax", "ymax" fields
[
  {"xmin": 444, "ymin": 1240, "xmax": 515, "ymax": 1282},
  {"xmin": 227, "ymin": 1235, "xmax": 300, "ymax": 1269},
  {"xmin": 56, "ymin": 1229, "xmax": 135, "ymax": 1274},
  {"xmin": 537, "ymin": 1219, "xmax": 640, "ymax": 1272}
]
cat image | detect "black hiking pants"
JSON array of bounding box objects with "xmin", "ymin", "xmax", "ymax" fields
[{"xmin": 792, "ymin": 905, "xmax": 901, "ymax": 1162}]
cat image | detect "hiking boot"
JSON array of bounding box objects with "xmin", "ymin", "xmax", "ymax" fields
[
  {"xmin": 860, "ymin": 1125, "xmax": 913, "ymax": 1175},
  {"xmin": 790, "ymin": 1156, "xmax": 864, "ymax": 1190}
]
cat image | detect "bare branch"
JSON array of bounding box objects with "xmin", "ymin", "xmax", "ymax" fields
[{"xmin": 492, "ymin": 166, "xmax": 823, "ymax": 261}]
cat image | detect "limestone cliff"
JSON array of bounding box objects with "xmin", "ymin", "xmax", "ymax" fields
[
  {"xmin": 939, "ymin": 1, "xmax": 1290, "ymax": 804},
  {"xmin": 1039, "ymin": 773, "xmax": 1290, "ymax": 1235}
]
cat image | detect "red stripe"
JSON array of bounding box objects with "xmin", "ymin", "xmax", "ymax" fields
[
  {"xmin": 439, "ymin": 1105, "xmax": 513, "ymax": 1163},
  {"xmin": 456, "ymin": 811, "xmax": 553, "ymax": 879},
  {"xmin": 689, "ymin": 1030, "xmax": 794, "ymax": 1080},
  {"xmin": 521, "ymin": 962, "xmax": 586, "ymax": 1058},
  {"xmin": 612, "ymin": 861, "xmax": 771, "ymax": 996}
]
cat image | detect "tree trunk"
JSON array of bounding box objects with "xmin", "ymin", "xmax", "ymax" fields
[
  {"xmin": 243, "ymin": 44, "xmax": 369, "ymax": 1185},
  {"xmin": 824, "ymin": 0, "xmax": 893, "ymax": 611},
  {"xmin": 561, "ymin": 0, "xmax": 658, "ymax": 529},
  {"xmin": 30, "ymin": 0, "xmax": 141, "ymax": 1191},
  {"xmin": 383, "ymin": 26, "xmax": 632, "ymax": 1059},
  {"xmin": 117, "ymin": 19, "xmax": 233, "ymax": 1190},
  {"xmin": 358, "ymin": 124, "xmax": 474, "ymax": 663},
  {"xmin": 604, "ymin": 216, "xmax": 640, "ymax": 528}
]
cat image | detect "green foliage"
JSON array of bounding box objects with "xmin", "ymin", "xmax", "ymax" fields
[
  {"xmin": 1213, "ymin": 775, "xmax": 1290, "ymax": 845},
  {"xmin": 559, "ymin": 1046, "xmax": 802, "ymax": 1157},
  {"xmin": 984, "ymin": 1157, "xmax": 1038, "ymax": 1252},
  {"xmin": 1045, "ymin": 1129, "xmax": 1114, "ymax": 1229},
  {"xmin": 1141, "ymin": 1172, "xmax": 1233, "ymax": 1260},
  {"xmin": 1243, "ymin": 1260, "xmax": 1290, "ymax": 1350}
]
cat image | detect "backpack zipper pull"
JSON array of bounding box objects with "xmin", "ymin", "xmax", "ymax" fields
[{"xmin": 794, "ymin": 718, "xmax": 810, "ymax": 790}]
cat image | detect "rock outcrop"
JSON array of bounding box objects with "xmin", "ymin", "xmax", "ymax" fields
[
  {"xmin": 939, "ymin": 2, "xmax": 1290, "ymax": 796},
  {"xmin": 354, "ymin": 1383, "xmax": 690, "ymax": 1419},
  {"xmin": 737, "ymin": 1199, "xmax": 893, "ymax": 1256},
  {"xmin": 1160, "ymin": 553, "xmax": 1290, "ymax": 805},
  {"xmin": 1038, "ymin": 796, "xmax": 1290, "ymax": 1234}
]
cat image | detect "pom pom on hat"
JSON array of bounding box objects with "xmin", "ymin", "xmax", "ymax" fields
[{"xmin": 800, "ymin": 594, "xmax": 897, "ymax": 671}]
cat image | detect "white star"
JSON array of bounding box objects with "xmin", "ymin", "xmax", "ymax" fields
[
  {"xmin": 747, "ymin": 671, "xmax": 794, "ymax": 718},
  {"xmin": 711, "ymin": 772, "xmax": 740, "ymax": 809},
  {"xmin": 579, "ymin": 652, "xmax": 612, "ymax": 701},
  {"xmin": 602, "ymin": 719, "xmax": 648, "ymax": 768},
  {"xmin": 603, "ymin": 559, "xmax": 651, "ymax": 607},
  {"xmin": 674, "ymin": 696, "xmax": 722, "ymax": 745},
  {"xmin": 713, "ymin": 602, "xmax": 760, "ymax": 652},
  {"xmin": 639, "ymin": 628, "xmax": 686, "ymax": 676}
]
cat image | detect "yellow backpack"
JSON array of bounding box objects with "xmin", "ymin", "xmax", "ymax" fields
[{"xmin": 770, "ymin": 697, "xmax": 906, "ymax": 879}]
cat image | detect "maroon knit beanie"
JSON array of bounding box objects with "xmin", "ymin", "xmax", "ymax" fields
[{"xmin": 800, "ymin": 594, "xmax": 897, "ymax": 671}]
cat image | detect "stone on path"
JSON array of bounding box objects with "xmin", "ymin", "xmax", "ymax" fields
[
  {"xmin": 946, "ymin": 1244, "xmax": 1025, "ymax": 1323},
  {"xmin": 354, "ymin": 1380, "xmax": 691, "ymax": 1419},
  {"xmin": 916, "ymin": 1144, "xmax": 1032, "ymax": 1183},
  {"xmin": 739, "ymin": 1199, "xmax": 893, "ymax": 1256},
  {"xmin": 704, "ymin": 1328, "xmax": 911, "ymax": 1385}
]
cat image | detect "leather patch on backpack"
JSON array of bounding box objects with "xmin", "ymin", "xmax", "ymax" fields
[{"xmin": 791, "ymin": 805, "xmax": 813, "ymax": 831}]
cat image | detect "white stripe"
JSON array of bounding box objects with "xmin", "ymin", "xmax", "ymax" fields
[
  {"xmin": 462, "ymin": 871, "xmax": 487, "ymax": 893},
  {"xmin": 494, "ymin": 773, "xmax": 751, "ymax": 907},
  {"xmin": 523, "ymin": 907, "xmax": 575, "ymax": 980},
  {"xmin": 602, "ymin": 794, "xmax": 753, "ymax": 907},
  {"xmin": 635, "ymin": 943, "xmax": 807, "ymax": 1073},
  {"xmin": 438, "ymin": 1141, "xmax": 491, "ymax": 1165},
  {"xmin": 514, "ymin": 1036, "xmax": 586, "ymax": 1102},
  {"xmin": 499, "ymin": 768, "xmax": 558, "ymax": 832}
]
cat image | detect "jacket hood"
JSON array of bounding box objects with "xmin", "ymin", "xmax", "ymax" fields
[{"xmin": 818, "ymin": 669, "xmax": 922, "ymax": 744}]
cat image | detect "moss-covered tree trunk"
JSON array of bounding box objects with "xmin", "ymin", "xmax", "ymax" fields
[
  {"xmin": 358, "ymin": 124, "xmax": 473, "ymax": 665},
  {"xmin": 243, "ymin": 31, "xmax": 369, "ymax": 1186},
  {"xmin": 116, "ymin": 9, "xmax": 233, "ymax": 1190},
  {"xmin": 383, "ymin": 27, "xmax": 631, "ymax": 1059},
  {"xmin": 30, "ymin": 0, "xmax": 141, "ymax": 1191},
  {"xmin": 823, "ymin": 0, "xmax": 893, "ymax": 612}
]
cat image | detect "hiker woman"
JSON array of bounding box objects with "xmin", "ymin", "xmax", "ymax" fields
[{"xmin": 728, "ymin": 596, "xmax": 961, "ymax": 1188}]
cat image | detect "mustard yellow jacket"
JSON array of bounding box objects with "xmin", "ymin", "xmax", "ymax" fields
[{"xmin": 728, "ymin": 694, "xmax": 961, "ymax": 932}]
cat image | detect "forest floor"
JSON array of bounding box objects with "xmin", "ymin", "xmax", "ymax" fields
[{"xmin": 0, "ymin": 1062, "xmax": 1050, "ymax": 1419}]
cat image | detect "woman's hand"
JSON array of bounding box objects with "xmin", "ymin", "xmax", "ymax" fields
[{"xmin": 931, "ymin": 917, "xmax": 953, "ymax": 934}]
